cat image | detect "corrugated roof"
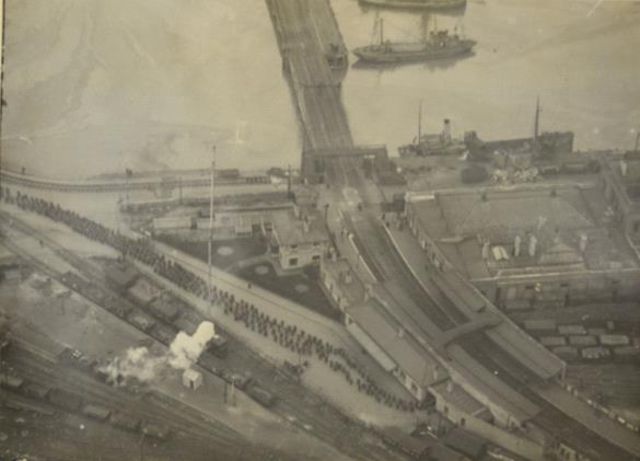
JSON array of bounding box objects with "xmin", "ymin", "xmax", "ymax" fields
[{"xmin": 348, "ymin": 299, "xmax": 445, "ymax": 387}]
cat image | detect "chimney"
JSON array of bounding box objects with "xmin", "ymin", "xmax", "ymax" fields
[
  {"xmin": 579, "ymin": 233, "xmax": 588, "ymax": 253},
  {"xmin": 442, "ymin": 119, "xmax": 452, "ymax": 143},
  {"xmin": 302, "ymin": 219, "xmax": 310, "ymax": 234},
  {"xmin": 344, "ymin": 270, "xmax": 353, "ymax": 284},
  {"xmin": 528, "ymin": 234, "xmax": 538, "ymax": 257},
  {"xmin": 514, "ymin": 234, "xmax": 522, "ymax": 257}
]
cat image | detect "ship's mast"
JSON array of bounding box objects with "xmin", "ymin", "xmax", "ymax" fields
[
  {"xmin": 380, "ymin": 18, "xmax": 384, "ymax": 45},
  {"xmin": 207, "ymin": 146, "xmax": 216, "ymax": 305}
]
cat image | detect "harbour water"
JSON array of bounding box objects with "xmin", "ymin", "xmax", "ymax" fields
[{"xmin": 2, "ymin": 0, "xmax": 639, "ymax": 178}]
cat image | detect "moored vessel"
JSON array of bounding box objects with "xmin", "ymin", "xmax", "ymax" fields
[{"xmin": 353, "ymin": 18, "xmax": 475, "ymax": 64}]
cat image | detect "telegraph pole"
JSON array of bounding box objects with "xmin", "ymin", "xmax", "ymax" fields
[
  {"xmin": 0, "ymin": 0, "xmax": 7, "ymax": 177},
  {"xmin": 207, "ymin": 146, "xmax": 216, "ymax": 306}
]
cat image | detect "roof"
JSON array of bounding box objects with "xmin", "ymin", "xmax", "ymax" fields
[
  {"xmin": 431, "ymin": 379, "xmax": 487, "ymax": 417},
  {"xmin": 382, "ymin": 427, "xmax": 433, "ymax": 456},
  {"xmin": 322, "ymin": 258, "xmax": 365, "ymax": 305},
  {"xmin": 448, "ymin": 344, "xmax": 541, "ymax": 423},
  {"xmin": 271, "ymin": 209, "xmax": 328, "ymax": 246},
  {"xmin": 408, "ymin": 185, "xmax": 638, "ymax": 276},
  {"xmin": 410, "ymin": 187, "xmax": 594, "ymax": 242},
  {"xmin": 443, "ymin": 427, "xmax": 487, "ymax": 459},
  {"xmin": 347, "ymin": 298, "xmax": 445, "ymax": 387},
  {"xmin": 486, "ymin": 322, "xmax": 564, "ymax": 380}
]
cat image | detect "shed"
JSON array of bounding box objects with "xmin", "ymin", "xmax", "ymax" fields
[{"xmin": 182, "ymin": 369, "xmax": 203, "ymax": 391}]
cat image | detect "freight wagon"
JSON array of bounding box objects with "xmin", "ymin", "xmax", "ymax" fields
[
  {"xmin": 142, "ymin": 422, "xmax": 171, "ymax": 440},
  {"xmin": 48, "ymin": 388, "xmax": 84, "ymax": 412},
  {"xmin": 127, "ymin": 309, "xmax": 156, "ymax": 332},
  {"xmin": 150, "ymin": 324, "xmax": 177, "ymax": 345},
  {"xmin": 0, "ymin": 373, "xmax": 25, "ymax": 391},
  {"xmin": 22, "ymin": 382, "xmax": 51, "ymax": 400},
  {"xmin": 82, "ymin": 404, "xmax": 111, "ymax": 421},
  {"xmin": 246, "ymin": 382, "xmax": 277, "ymax": 408},
  {"xmin": 110, "ymin": 412, "xmax": 141, "ymax": 432},
  {"xmin": 148, "ymin": 298, "xmax": 180, "ymax": 322}
]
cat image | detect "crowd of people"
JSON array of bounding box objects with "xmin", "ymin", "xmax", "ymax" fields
[{"xmin": 5, "ymin": 187, "xmax": 423, "ymax": 413}]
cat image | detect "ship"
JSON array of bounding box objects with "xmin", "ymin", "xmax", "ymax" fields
[
  {"xmin": 358, "ymin": 0, "xmax": 467, "ymax": 11},
  {"xmin": 353, "ymin": 18, "xmax": 475, "ymax": 64},
  {"xmin": 399, "ymin": 104, "xmax": 466, "ymax": 157}
]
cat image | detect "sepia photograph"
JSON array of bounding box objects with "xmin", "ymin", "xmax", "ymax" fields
[{"xmin": 0, "ymin": 0, "xmax": 639, "ymax": 460}]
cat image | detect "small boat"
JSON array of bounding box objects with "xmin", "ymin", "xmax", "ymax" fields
[
  {"xmin": 359, "ymin": 0, "xmax": 467, "ymax": 10},
  {"xmin": 353, "ymin": 18, "xmax": 475, "ymax": 64}
]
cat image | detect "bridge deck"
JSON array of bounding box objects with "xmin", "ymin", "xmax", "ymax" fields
[{"xmin": 266, "ymin": 0, "xmax": 353, "ymax": 152}]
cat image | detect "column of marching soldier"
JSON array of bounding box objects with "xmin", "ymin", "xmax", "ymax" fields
[{"xmin": 4, "ymin": 187, "xmax": 426, "ymax": 412}]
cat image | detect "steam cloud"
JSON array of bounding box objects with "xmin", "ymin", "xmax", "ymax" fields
[
  {"xmin": 169, "ymin": 321, "xmax": 216, "ymax": 370},
  {"xmin": 100, "ymin": 321, "xmax": 217, "ymax": 386}
]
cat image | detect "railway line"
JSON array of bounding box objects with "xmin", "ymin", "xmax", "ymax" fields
[
  {"xmin": 0, "ymin": 169, "xmax": 270, "ymax": 193},
  {"xmin": 0, "ymin": 208, "xmax": 411, "ymax": 461},
  {"xmin": 330, "ymin": 158, "xmax": 639, "ymax": 459},
  {"xmin": 4, "ymin": 342, "xmax": 244, "ymax": 448}
]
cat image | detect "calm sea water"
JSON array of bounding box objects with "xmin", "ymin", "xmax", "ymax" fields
[{"xmin": 2, "ymin": 0, "xmax": 640, "ymax": 178}]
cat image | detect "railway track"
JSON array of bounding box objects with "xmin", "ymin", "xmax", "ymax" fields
[
  {"xmin": 336, "ymin": 202, "xmax": 638, "ymax": 460},
  {"xmin": 4, "ymin": 343, "xmax": 243, "ymax": 447},
  {"xmin": 0, "ymin": 209, "xmax": 411, "ymax": 461}
]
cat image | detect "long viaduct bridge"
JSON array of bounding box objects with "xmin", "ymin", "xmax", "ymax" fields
[
  {"xmin": 264, "ymin": 1, "xmax": 640, "ymax": 460},
  {"xmin": 265, "ymin": 0, "xmax": 387, "ymax": 184}
]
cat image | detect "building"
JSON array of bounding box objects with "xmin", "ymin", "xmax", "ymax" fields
[
  {"xmin": 182, "ymin": 369, "xmax": 203, "ymax": 391},
  {"xmin": 344, "ymin": 297, "xmax": 447, "ymax": 402},
  {"xmin": 405, "ymin": 185, "xmax": 640, "ymax": 311},
  {"xmin": 320, "ymin": 257, "xmax": 365, "ymax": 312},
  {"xmin": 269, "ymin": 208, "xmax": 329, "ymax": 270},
  {"xmin": 599, "ymin": 153, "xmax": 640, "ymax": 239}
]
